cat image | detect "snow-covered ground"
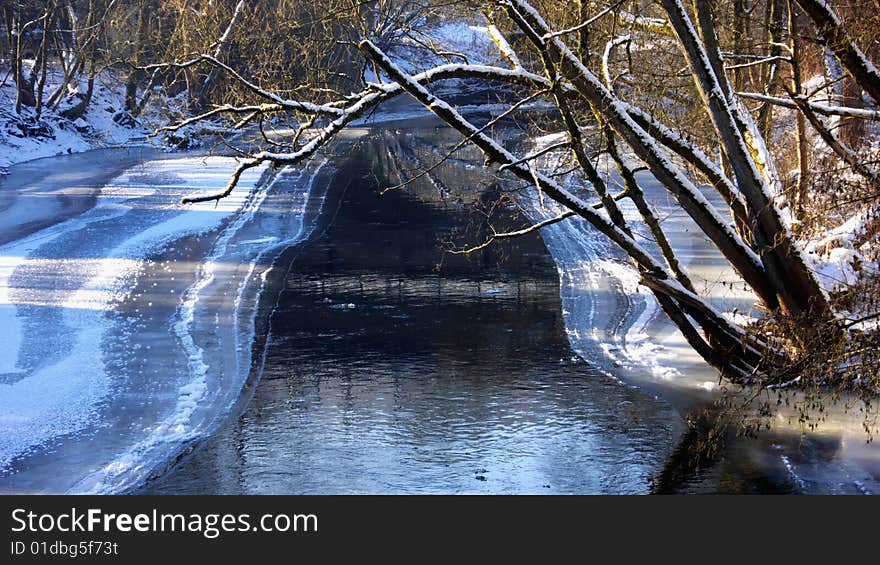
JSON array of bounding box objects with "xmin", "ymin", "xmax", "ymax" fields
[
  {"xmin": 763, "ymin": 73, "xmax": 880, "ymax": 300},
  {"xmin": 0, "ymin": 65, "xmax": 161, "ymax": 174}
]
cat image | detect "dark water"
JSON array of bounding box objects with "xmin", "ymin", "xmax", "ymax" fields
[
  {"xmin": 146, "ymin": 128, "xmax": 682, "ymax": 494},
  {"xmin": 145, "ymin": 126, "xmax": 875, "ymax": 495}
]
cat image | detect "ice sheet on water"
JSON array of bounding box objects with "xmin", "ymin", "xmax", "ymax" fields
[
  {"xmin": 70, "ymin": 158, "xmax": 331, "ymax": 494},
  {"xmin": 0, "ymin": 157, "xmax": 266, "ymax": 474}
]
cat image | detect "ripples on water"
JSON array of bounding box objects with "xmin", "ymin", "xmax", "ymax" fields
[{"xmin": 148, "ymin": 128, "xmax": 681, "ymax": 494}]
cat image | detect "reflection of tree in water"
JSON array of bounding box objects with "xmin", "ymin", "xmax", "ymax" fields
[
  {"xmin": 364, "ymin": 127, "xmax": 495, "ymax": 205},
  {"xmin": 365, "ymin": 126, "xmax": 540, "ymax": 264},
  {"xmin": 651, "ymin": 395, "xmax": 879, "ymax": 494}
]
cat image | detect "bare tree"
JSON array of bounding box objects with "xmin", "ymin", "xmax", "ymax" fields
[
  {"xmin": 2, "ymin": 1, "xmax": 37, "ymax": 112},
  {"xmin": 1, "ymin": 0, "xmax": 118, "ymax": 120},
  {"xmin": 145, "ymin": 0, "xmax": 878, "ymax": 394}
]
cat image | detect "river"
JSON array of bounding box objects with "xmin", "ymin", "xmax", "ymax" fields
[{"xmin": 0, "ymin": 118, "xmax": 877, "ymax": 494}]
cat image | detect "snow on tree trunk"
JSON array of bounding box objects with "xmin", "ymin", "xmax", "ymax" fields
[
  {"xmin": 795, "ymin": 0, "xmax": 880, "ymax": 106},
  {"xmin": 660, "ymin": 0, "xmax": 832, "ymax": 324}
]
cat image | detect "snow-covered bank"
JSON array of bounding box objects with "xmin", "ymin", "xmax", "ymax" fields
[
  {"xmin": 517, "ymin": 134, "xmax": 752, "ymax": 402},
  {"xmin": 518, "ymin": 133, "xmax": 880, "ymax": 493},
  {"xmin": 0, "ymin": 66, "xmax": 156, "ymax": 174},
  {"xmin": 0, "ymin": 149, "xmax": 333, "ymax": 493},
  {"xmin": 0, "ymin": 156, "xmax": 264, "ymax": 472}
]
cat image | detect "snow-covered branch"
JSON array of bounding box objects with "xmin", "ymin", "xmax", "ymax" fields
[
  {"xmin": 622, "ymin": 103, "xmax": 749, "ymax": 222},
  {"xmin": 152, "ymin": 104, "xmax": 282, "ymax": 137},
  {"xmin": 601, "ymin": 35, "xmax": 630, "ymax": 93},
  {"xmin": 736, "ymin": 91, "xmax": 880, "ymax": 121},
  {"xmin": 795, "ymin": 0, "xmax": 880, "ymax": 105},
  {"xmin": 486, "ymin": 24, "xmax": 520, "ymax": 69}
]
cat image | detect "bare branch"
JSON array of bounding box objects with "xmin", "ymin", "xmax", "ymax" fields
[
  {"xmin": 541, "ymin": 0, "xmax": 628, "ymax": 40},
  {"xmin": 783, "ymin": 86, "xmax": 880, "ymax": 186},
  {"xmin": 723, "ymin": 55, "xmax": 791, "ymax": 71},
  {"xmin": 736, "ymin": 91, "xmax": 880, "ymax": 121},
  {"xmin": 448, "ymin": 211, "xmax": 576, "ymax": 255}
]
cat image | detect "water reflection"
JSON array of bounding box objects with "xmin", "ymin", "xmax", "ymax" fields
[{"xmin": 147, "ymin": 128, "xmax": 681, "ymax": 494}]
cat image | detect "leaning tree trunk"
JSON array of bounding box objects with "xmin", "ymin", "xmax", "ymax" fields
[
  {"xmin": 795, "ymin": 0, "xmax": 880, "ymax": 106},
  {"xmin": 660, "ymin": 0, "xmax": 832, "ymax": 325}
]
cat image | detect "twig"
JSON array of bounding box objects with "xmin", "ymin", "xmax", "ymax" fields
[{"xmin": 448, "ymin": 210, "xmax": 575, "ymax": 254}]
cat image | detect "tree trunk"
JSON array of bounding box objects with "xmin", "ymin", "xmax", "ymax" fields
[
  {"xmin": 34, "ymin": 1, "xmax": 57, "ymax": 119},
  {"xmin": 661, "ymin": 0, "xmax": 831, "ymax": 324},
  {"xmin": 731, "ymin": 0, "xmax": 749, "ymax": 92},
  {"xmin": 125, "ymin": 0, "xmax": 151, "ymax": 114},
  {"xmin": 795, "ymin": 0, "xmax": 880, "ymax": 106},
  {"xmin": 757, "ymin": 0, "xmax": 787, "ymax": 140},
  {"xmin": 197, "ymin": 0, "xmax": 247, "ymax": 111},
  {"xmin": 3, "ymin": 3, "xmax": 36, "ymax": 112},
  {"xmin": 788, "ymin": 0, "xmax": 810, "ymax": 216}
]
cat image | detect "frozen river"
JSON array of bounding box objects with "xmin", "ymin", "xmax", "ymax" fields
[{"xmin": 1, "ymin": 123, "xmax": 878, "ymax": 494}]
